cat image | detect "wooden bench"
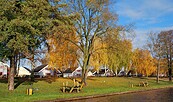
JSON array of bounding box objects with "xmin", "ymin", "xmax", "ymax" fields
[
  {"xmin": 139, "ymin": 81, "xmax": 148, "ymax": 87},
  {"xmin": 62, "ymin": 79, "xmax": 84, "ymax": 93}
]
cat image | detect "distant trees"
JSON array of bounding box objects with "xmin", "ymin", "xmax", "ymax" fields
[
  {"xmin": 147, "ymin": 30, "xmax": 173, "ymax": 82},
  {"xmin": 158, "ymin": 30, "xmax": 173, "ymax": 81},
  {"xmin": 89, "ymin": 27, "xmax": 133, "ymax": 76},
  {"xmin": 104, "ymin": 30, "xmax": 133, "ymax": 75},
  {"xmin": 147, "ymin": 32, "xmax": 162, "ymax": 83},
  {"xmin": 132, "ymin": 49, "xmax": 156, "ymax": 77}
]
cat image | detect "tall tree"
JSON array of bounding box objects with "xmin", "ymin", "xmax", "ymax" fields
[
  {"xmin": 89, "ymin": 27, "xmax": 133, "ymax": 76},
  {"xmin": 65, "ymin": 0, "xmax": 118, "ymax": 84},
  {"xmin": 0, "ymin": 0, "xmax": 41, "ymax": 90},
  {"xmin": 147, "ymin": 32, "xmax": 162, "ymax": 83},
  {"xmin": 104, "ymin": 28, "xmax": 133, "ymax": 75},
  {"xmin": 0, "ymin": 0, "xmax": 69, "ymax": 90},
  {"xmin": 158, "ymin": 30, "xmax": 173, "ymax": 81}
]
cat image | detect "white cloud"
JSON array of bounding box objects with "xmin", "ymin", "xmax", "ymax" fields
[
  {"xmin": 133, "ymin": 26, "xmax": 173, "ymax": 48},
  {"xmin": 116, "ymin": 0, "xmax": 173, "ymax": 48},
  {"xmin": 151, "ymin": 26, "xmax": 173, "ymax": 32},
  {"xmin": 132, "ymin": 30, "xmax": 148, "ymax": 49},
  {"xmin": 117, "ymin": 0, "xmax": 173, "ymax": 22}
]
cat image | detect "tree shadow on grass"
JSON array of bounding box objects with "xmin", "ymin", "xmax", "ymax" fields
[
  {"xmin": 14, "ymin": 77, "xmax": 29, "ymax": 89},
  {"xmin": 0, "ymin": 77, "xmax": 64, "ymax": 90},
  {"xmin": 33, "ymin": 77, "xmax": 57, "ymax": 84},
  {"xmin": 0, "ymin": 77, "xmax": 31, "ymax": 89},
  {"xmin": 0, "ymin": 77, "xmax": 56, "ymax": 90},
  {"xmin": 0, "ymin": 78, "xmax": 8, "ymax": 83},
  {"xmin": 15, "ymin": 77, "xmax": 58, "ymax": 87}
]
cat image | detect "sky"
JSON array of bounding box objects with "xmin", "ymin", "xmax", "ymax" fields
[{"xmin": 115, "ymin": 0, "xmax": 173, "ymax": 48}]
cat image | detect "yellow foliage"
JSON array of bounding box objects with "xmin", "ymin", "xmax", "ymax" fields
[
  {"xmin": 89, "ymin": 29, "xmax": 133, "ymax": 72},
  {"xmin": 132, "ymin": 49, "xmax": 156, "ymax": 76},
  {"xmin": 47, "ymin": 27, "xmax": 78, "ymax": 70},
  {"xmin": 90, "ymin": 38, "xmax": 108, "ymax": 71}
]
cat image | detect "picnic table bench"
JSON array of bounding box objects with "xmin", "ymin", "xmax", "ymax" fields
[
  {"xmin": 139, "ymin": 81, "xmax": 148, "ymax": 87},
  {"xmin": 62, "ymin": 79, "xmax": 84, "ymax": 93},
  {"xmin": 129, "ymin": 81, "xmax": 149, "ymax": 88}
]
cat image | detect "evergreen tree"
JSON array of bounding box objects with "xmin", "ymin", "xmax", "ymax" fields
[{"xmin": 0, "ymin": 0, "xmax": 72, "ymax": 90}]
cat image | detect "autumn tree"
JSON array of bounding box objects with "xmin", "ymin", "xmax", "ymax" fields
[
  {"xmin": 47, "ymin": 28, "xmax": 78, "ymax": 71},
  {"xmin": 158, "ymin": 30, "xmax": 173, "ymax": 81},
  {"xmin": 103, "ymin": 28, "xmax": 133, "ymax": 75},
  {"xmin": 63, "ymin": 0, "xmax": 118, "ymax": 84},
  {"xmin": 115, "ymin": 39, "xmax": 132, "ymax": 74},
  {"xmin": 159, "ymin": 58, "xmax": 168, "ymax": 76},
  {"xmin": 89, "ymin": 38, "xmax": 108, "ymax": 72},
  {"xmin": 146, "ymin": 32, "xmax": 162, "ymax": 83},
  {"xmin": 147, "ymin": 30, "xmax": 173, "ymax": 82},
  {"xmin": 132, "ymin": 49, "xmax": 156, "ymax": 77},
  {"xmin": 88, "ymin": 26, "xmax": 133, "ymax": 77}
]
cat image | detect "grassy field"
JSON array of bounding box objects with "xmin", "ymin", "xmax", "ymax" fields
[{"xmin": 0, "ymin": 77, "xmax": 173, "ymax": 102}]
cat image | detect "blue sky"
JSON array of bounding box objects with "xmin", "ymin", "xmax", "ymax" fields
[{"xmin": 115, "ymin": 0, "xmax": 173, "ymax": 48}]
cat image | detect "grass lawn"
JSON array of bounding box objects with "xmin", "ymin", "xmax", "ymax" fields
[{"xmin": 0, "ymin": 77, "xmax": 173, "ymax": 102}]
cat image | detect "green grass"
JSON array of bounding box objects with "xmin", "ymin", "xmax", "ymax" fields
[{"xmin": 0, "ymin": 77, "xmax": 173, "ymax": 102}]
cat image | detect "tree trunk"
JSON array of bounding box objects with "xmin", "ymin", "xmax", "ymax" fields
[
  {"xmin": 8, "ymin": 56, "xmax": 15, "ymax": 91},
  {"xmin": 81, "ymin": 52, "xmax": 91, "ymax": 85},
  {"xmin": 168, "ymin": 56, "xmax": 172, "ymax": 81},
  {"xmin": 30, "ymin": 61, "xmax": 35, "ymax": 82},
  {"xmin": 81, "ymin": 63, "xmax": 88, "ymax": 85},
  {"xmin": 168, "ymin": 67, "xmax": 172, "ymax": 81},
  {"xmin": 82, "ymin": 71, "xmax": 87, "ymax": 85},
  {"xmin": 156, "ymin": 59, "xmax": 160, "ymax": 83},
  {"xmin": 14, "ymin": 55, "xmax": 17, "ymax": 76}
]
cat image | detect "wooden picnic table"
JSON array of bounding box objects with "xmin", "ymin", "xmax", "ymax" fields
[
  {"xmin": 62, "ymin": 79, "xmax": 84, "ymax": 93},
  {"xmin": 139, "ymin": 81, "xmax": 148, "ymax": 87}
]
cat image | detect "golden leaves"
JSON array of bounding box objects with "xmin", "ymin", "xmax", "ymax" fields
[
  {"xmin": 90, "ymin": 38, "xmax": 108, "ymax": 71},
  {"xmin": 47, "ymin": 27, "xmax": 78, "ymax": 70},
  {"xmin": 132, "ymin": 49, "xmax": 156, "ymax": 76}
]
